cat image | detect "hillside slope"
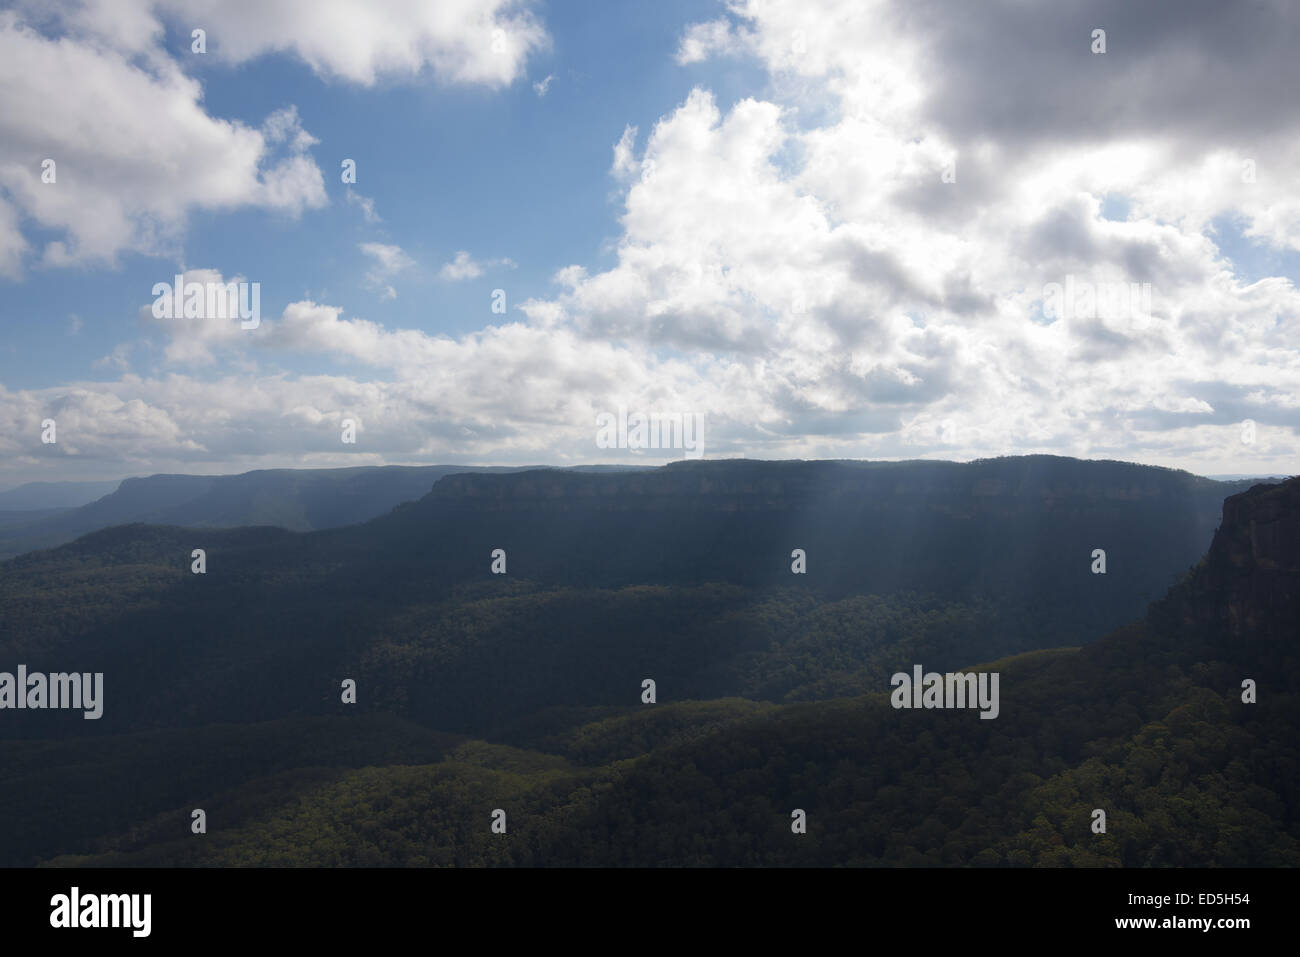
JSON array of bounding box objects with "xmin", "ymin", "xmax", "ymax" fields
[
  {"xmin": 0, "ymin": 456, "xmax": 1253, "ymax": 740},
  {"xmin": 39, "ymin": 476, "xmax": 1296, "ymax": 867},
  {"xmin": 0, "ymin": 464, "xmax": 591, "ymax": 560}
]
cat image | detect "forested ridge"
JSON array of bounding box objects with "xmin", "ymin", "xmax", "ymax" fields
[{"xmin": 0, "ymin": 458, "xmax": 1293, "ymax": 866}]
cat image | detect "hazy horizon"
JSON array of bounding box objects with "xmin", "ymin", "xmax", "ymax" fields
[{"xmin": 0, "ymin": 454, "xmax": 1295, "ymax": 504}]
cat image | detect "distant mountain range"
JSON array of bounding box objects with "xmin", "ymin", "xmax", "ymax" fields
[
  {"xmin": 0, "ymin": 464, "xmax": 646, "ymax": 560},
  {"xmin": 0, "ymin": 480, "xmax": 122, "ymax": 510},
  {"xmin": 0, "ymin": 456, "xmax": 1293, "ymax": 866},
  {"xmin": 0, "ymin": 460, "xmax": 1278, "ymax": 566},
  {"xmin": 0, "ymin": 454, "xmax": 1267, "ymax": 736}
]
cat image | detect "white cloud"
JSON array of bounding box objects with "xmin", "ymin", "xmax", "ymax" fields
[
  {"xmin": 440, "ymin": 251, "xmax": 483, "ymax": 281},
  {"xmin": 0, "ymin": 0, "xmax": 548, "ymax": 274},
  {"xmin": 139, "ymin": 267, "xmax": 260, "ymax": 366},
  {"xmin": 359, "ymin": 243, "xmax": 414, "ymax": 297},
  {"xmin": 533, "ymin": 73, "xmax": 554, "ymax": 96},
  {"xmin": 0, "ymin": 10, "xmax": 327, "ymax": 272},
  {"xmin": 506, "ymin": 0, "xmax": 1300, "ymax": 471},
  {"xmin": 5, "ymin": 0, "xmax": 1299, "ymax": 482},
  {"xmin": 610, "ymin": 125, "xmax": 639, "ymax": 181},
  {"xmin": 150, "ymin": 0, "xmax": 549, "ymax": 88},
  {"xmin": 346, "ymin": 190, "xmax": 382, "ymax": 223},
  {"xmin": 675, "ymin": 18, "xmax": 748, "ymax": 64},
  {"xmin": 93, "ymin": 343, "xmax": 132, "ymax": 372},
  {"xmin": 439, "ymin": 250, "xmax": 514, "ymax": 281},
  {"xmin": 261, "ymin": 105, "xmax": 319, "ymax": 154},
  {"xmin": 0, "ymin": 295, "xmax": 722, "ymax": 480}
]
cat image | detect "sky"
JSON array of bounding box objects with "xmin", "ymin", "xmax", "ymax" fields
[{"xmin": 0, "ymin": 0, "xmax": 1297, "ymax": 485}]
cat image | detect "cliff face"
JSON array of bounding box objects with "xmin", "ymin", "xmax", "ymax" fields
[
  {"xmin": 345, "ymin": 456, "xmax": 1265, "ymax": 653},
  {"xmin": 1190, "ymin": 477, "xmax": 1300, "ymax": 647},
  {"xmin": 428, "ymin": 456, "xmax": 1244, "ymax": 515}
]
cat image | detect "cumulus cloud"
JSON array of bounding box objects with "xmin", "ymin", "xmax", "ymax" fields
[
  {"xmin": 0, "ymin": 9, "xmax": 327, "ymax": 271},
  {"xmin": 149, "ymin": 0, "xmax": 549, "ymax": 87},
  {"xmin": 513, "ymin": 0, "xmax": 1300, "ymax": 470},
  {"xmin": 138, "ymin": 267, "xmax": 262, "ymax": 365},
  {"xmin": 2, "ymin": 292, "xmax": 721, "ymax": 479},
  {"xmin": 5, "ymin": 0, "xmax": 1299, "ymax": 482},
  {"xmin": 0, "ymin": 0, "xmax": 547, "ymax": 273}
]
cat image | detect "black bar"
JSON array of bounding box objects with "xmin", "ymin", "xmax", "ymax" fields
[{"xmin": 1, "ymin": 867, "xmax": 1282, "ymax": 944}]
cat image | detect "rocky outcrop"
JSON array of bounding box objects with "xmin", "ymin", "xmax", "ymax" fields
[{"xmin": 1192, "ymin": 477, "xmax": 1300, "ymax": 646}]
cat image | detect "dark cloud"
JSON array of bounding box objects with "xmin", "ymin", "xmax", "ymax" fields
[{"xmin": 906, "ymin": 0, "xmax": 1300, "ymax": 148}]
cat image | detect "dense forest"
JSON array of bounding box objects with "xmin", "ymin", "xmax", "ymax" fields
[{"xmin": 0, "ymin": 457, "xmax": 1293, "ymax": 867}]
